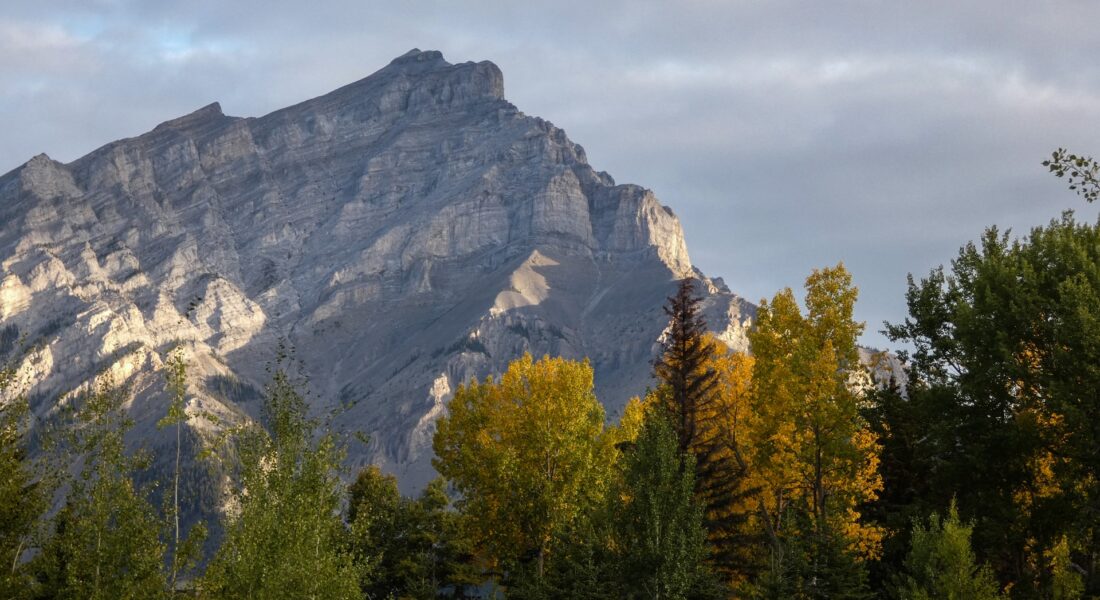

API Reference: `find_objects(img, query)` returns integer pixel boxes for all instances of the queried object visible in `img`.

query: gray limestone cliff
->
[0,49,756,498]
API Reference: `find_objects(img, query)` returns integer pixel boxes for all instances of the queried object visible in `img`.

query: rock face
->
[0,49,755,492]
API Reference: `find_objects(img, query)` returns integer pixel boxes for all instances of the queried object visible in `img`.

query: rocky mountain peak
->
[152,101,229,133]
[388,48,448,69]
[0,50,752,494]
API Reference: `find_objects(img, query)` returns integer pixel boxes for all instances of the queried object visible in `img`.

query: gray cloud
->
[2,1,1099,348]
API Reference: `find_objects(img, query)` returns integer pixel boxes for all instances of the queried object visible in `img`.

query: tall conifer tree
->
[654,278,751,583]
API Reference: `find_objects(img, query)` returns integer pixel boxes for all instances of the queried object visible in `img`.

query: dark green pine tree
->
[654,278,720,455]
[654,278,754,581]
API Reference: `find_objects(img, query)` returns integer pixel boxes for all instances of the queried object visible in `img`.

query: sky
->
[2,1,1099,349]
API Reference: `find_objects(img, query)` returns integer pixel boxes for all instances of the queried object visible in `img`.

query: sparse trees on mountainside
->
[5,147,1100,599]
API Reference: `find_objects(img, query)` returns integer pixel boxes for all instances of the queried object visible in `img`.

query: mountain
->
[0,49,755,494]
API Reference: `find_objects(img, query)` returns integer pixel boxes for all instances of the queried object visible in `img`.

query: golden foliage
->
[432,353,616,573]
[745,264,885,559]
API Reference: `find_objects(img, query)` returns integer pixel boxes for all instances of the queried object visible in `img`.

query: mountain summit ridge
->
[0,50,753,493]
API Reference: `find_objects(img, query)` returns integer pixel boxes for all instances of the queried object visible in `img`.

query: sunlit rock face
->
[0,49,755,493]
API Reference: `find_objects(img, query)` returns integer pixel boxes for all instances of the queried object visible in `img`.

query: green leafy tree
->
[348,467,479,599]
[33,378,168,600]
[1043,148,1100,203]
[432,354,615,588]
[898,501,1003,600]
[885,213,1100,594]
[201,366,360,599]
[609,413,720,600]
[157,348,206,591]
[0,364,48,597]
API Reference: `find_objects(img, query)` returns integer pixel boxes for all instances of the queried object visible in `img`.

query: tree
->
[1047,536,1085,600]
[860,376,954,593]
[348,468,479,599]
[201,366,360,599]
[654,279,754,582]
[33,378,168,600]
[746,264,882,593]
[898,500,1003,600]
[885,213,1100,594]
[157,348,206,591]
[0,363,47,597]
[1043,148,1100,203]
[432,354,615,588]
[751,509,871,600]
[609,412,720,600]
[654,279,721,455]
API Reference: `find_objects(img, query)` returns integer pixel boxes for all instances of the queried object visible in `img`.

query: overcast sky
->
[3,1,1099,349]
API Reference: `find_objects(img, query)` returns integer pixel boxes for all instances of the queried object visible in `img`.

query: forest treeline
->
[0,155,1098,599]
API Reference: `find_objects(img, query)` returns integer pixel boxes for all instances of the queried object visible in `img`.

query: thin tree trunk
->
[171,419,181,587]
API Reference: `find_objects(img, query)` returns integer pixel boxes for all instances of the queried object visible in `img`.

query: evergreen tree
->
[898,501,1003,600]
[201,365,360,599]
[33,378,168,600]
[654,278,753,582]
[751,510,871,600]
[654,278,721,455]
[529,517,618,600]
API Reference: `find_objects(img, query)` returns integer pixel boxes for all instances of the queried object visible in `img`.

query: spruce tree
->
[751,510,871,600]
[654,278,750,581]
[654,278,719,454]
[348,469,479,599]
